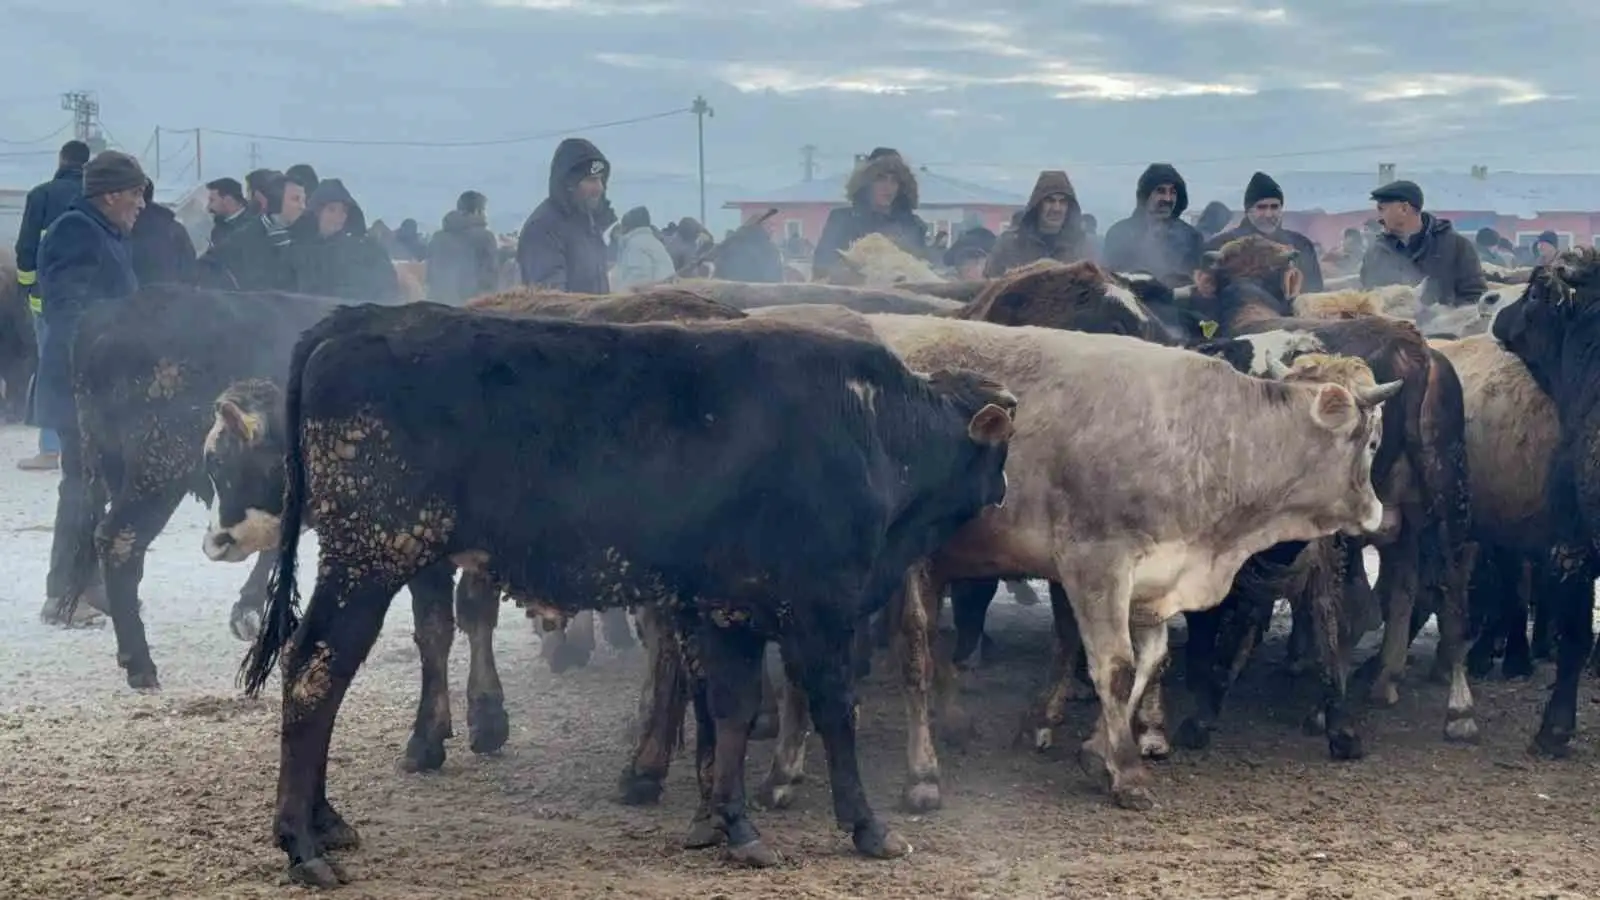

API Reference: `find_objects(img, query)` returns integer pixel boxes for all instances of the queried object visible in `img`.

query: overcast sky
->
[3,0,1594,229]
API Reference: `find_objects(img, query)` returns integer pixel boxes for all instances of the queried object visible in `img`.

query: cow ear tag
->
[1199,320,1219,339]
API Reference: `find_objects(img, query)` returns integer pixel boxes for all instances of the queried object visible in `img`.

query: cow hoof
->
[901,779,941,813]
[126,670,161,693]
[287,857,347,889]
[853,822,911,860]
[617,770,664,806]
[1112,784,1156,811]
[1530,726,1572,759]
[1327,729,1364,761]
[755,774,803,810]
[726,839,782,868]
[1367,681,1400,708]
[750,711,779,742]
[1030,725,1054,752]
[1501,656,1534,680]
[684,814,723,849]
[314,818,361,853]
[467,698,510,755]
[544,643,592,674]
[1174,718,1212,751]
[229,602,263,642]
[1444,715,1480,744]
[399,736,446,773]
[1138,729,1172,760]
[1302,710,1327,736]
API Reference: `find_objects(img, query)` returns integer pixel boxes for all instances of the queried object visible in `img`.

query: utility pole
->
[154,126,161,181]
[248,141,260,170]
[691,95,713,223]
[194,129,203,182]
[60,90,106,153]
[801,144,818,182]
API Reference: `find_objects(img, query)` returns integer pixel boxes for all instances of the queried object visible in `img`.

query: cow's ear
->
[1309,383,1358,434]
[217,399,262,444]
[967,403,1014,445]
[1284,267,1303,300]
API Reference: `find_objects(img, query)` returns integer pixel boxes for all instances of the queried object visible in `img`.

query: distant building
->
[724,167,1023,251]
[1187,168,1600,256]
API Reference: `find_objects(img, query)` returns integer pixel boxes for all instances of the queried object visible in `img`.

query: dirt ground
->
[4,422,1600,899]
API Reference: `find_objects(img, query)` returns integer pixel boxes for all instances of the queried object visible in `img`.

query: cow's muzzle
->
[203,528,254,563]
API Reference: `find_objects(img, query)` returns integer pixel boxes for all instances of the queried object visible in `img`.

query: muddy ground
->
[3,422,1600,899]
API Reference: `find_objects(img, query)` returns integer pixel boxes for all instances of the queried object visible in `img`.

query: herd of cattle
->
[14,232,1600,889]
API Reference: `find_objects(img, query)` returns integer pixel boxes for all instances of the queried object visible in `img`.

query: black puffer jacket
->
[516,138,617,293]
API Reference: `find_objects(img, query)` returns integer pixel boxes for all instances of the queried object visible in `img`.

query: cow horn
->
[1265,356,1290,380]
[1354,379,1403,408]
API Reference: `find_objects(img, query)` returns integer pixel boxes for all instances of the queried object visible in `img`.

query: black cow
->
[1490,249,1600,755]
[62,285,395,689]
[239,301,1015,886]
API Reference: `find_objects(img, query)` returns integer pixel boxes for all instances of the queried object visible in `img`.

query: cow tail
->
[1417,349,1472,593]
[238,329,319,697]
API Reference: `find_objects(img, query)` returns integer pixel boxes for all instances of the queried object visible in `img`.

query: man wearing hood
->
[289,178,400,302]
[612,206,676,289]
[517,137,616,294]
[811,147,929,281]
[198,172,305,291]
[425,189,498,304]
[1360,179,1485,307]
[129,179,198,287]
[984,170,1089,276]
[1205,171,1324,293]
[1101,163,1204,286]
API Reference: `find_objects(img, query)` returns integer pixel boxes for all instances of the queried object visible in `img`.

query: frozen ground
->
[3,421,1600,899]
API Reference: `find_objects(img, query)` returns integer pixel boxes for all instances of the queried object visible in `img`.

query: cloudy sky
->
[3,0,1595,229]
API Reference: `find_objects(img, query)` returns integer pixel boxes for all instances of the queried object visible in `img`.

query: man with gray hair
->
[35,150,147,626]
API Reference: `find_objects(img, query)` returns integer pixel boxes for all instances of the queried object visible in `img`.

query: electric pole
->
[248,141,260,170]
[194,129,203,182]
[801,144,818,182]
[691,95,713,223]
[60,90,106,153]
[154,127,161,181]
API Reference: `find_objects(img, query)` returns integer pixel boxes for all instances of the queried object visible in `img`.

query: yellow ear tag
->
[1200,319,1219,339]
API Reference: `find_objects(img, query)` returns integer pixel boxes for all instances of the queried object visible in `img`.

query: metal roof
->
[1186,171,1600,218]
[726,168,1023,208]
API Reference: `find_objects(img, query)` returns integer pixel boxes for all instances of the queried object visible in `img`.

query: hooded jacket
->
[288,179,401,302]
[426,209,499,304]
[1101,163,1205,286]
[1360,212,1487,306]
[811,151,929,280]
[129,199,199,288]
[613,224,677,289]
[984,171,1090,276]
[517,138,617,293]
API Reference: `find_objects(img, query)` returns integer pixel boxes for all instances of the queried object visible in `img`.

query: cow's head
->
[924,367,1017,511]
[1193,235,1301,316]
[1493,250,1600,399]
[960,260,1166,342]
[201,379,287,563]
[1273,353,1401,537]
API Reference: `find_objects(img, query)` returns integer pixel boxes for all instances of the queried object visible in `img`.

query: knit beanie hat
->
[83,151,147,197]
[1244,171,1283,207]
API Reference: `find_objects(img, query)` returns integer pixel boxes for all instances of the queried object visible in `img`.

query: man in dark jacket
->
[34,150,147,626]
[984,170,1090,276]
[130,180,198,287]
[289,179,400,302]
[1102,163,1204,286]
[426,189,499,303]
[204,177,249,250]
[1205,171,1324,293]
[811,147,929,281]
[946,226,996,280]
[711,219,784,283]
[1360,179,1486,307]
[198,173,305,291]
[517,138,616,293]
[13,139,90,471]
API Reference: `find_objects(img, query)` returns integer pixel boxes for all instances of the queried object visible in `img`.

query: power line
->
[0,121,71,146]
[162,107,694,149]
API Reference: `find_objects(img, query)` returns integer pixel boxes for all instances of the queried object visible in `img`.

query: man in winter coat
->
[946,227,996,281]
[425,189,499,304]
[198,173,306,291]
[611,206,676,289]
[984,170,1090,276]
[812,147,929,281]
[713,221,784,283]
[129,179,198,287]
[1205,171,1324,293]
[1360,179,1486,307]
[13,139,90,472]
[34,150,147,626]
[1102,162,1205,287]
[289,179,400,302]
[517,138,616,293]
[204,177,250,250]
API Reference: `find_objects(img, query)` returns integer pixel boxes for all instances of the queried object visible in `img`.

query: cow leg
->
[1132,662,1171,760]
[228,549,279,642]
[1366,524,1422,706]
[785,616,910,860]
[401,563,457,773]
[1530,562,1556,662]
[454,570,508,756]
[1303,548,1363,760]
[274,570,405,888]
[542,609,597,673]
[756,662,813,810]
[749,643,781,741]
[697,620,776,868]
[1500,558,1537,679]
[896,563,944,812]
[618,602,689,806]
[96,482,187,690]
[950,577,999,668]
[1531,546,1596,757]
[1064,569,1155,810]
[1465,548,1509,678]
[601,606,637,652]
[1284,595,1317,676]
[1175,594,1268,751]
[1023,581,1092,752]
[1436,540,1479,743]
